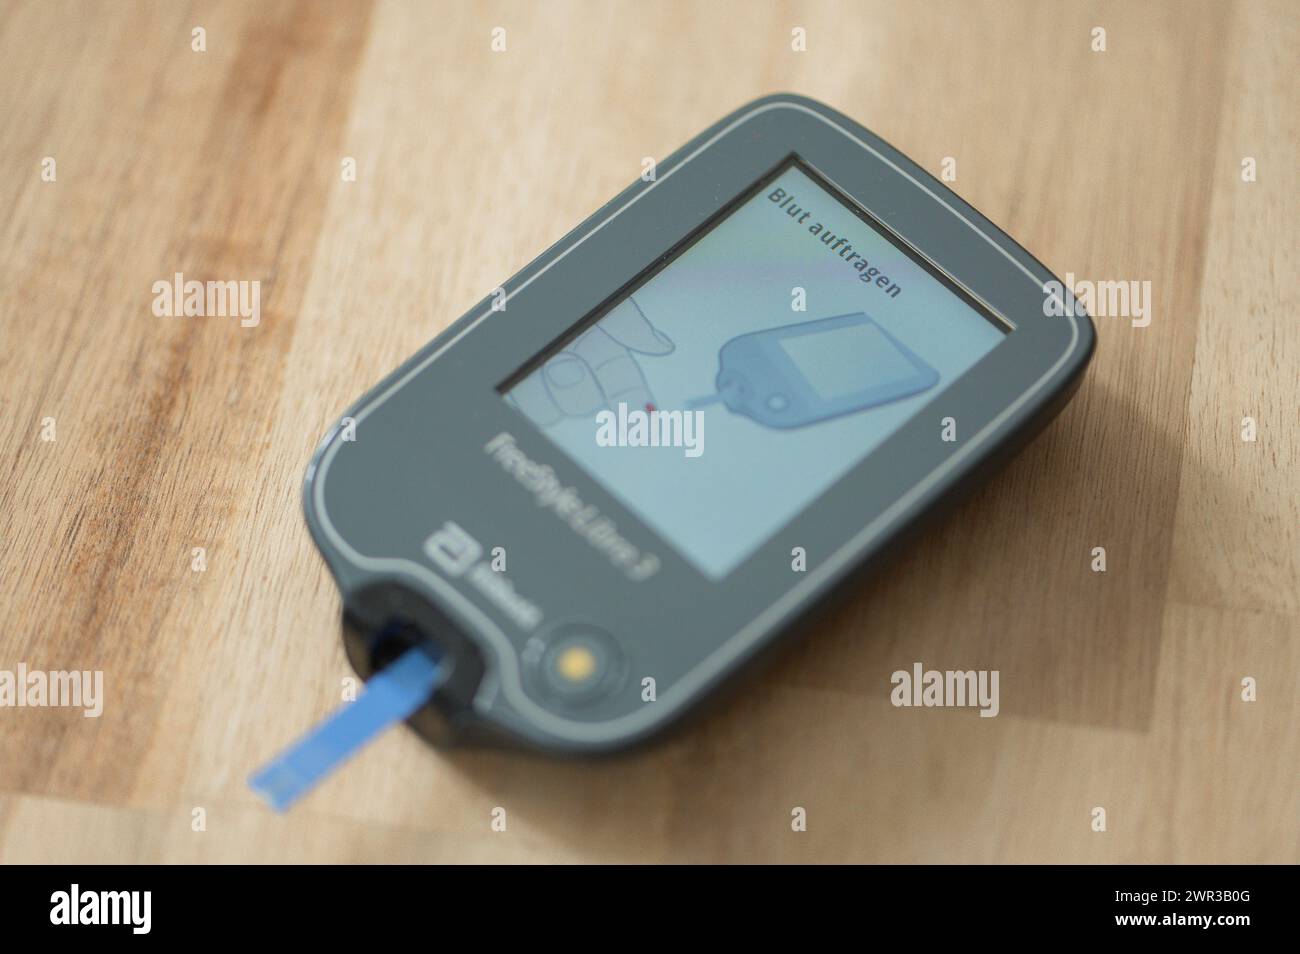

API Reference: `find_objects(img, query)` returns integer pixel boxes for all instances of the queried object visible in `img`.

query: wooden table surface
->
[1,0,1295,864]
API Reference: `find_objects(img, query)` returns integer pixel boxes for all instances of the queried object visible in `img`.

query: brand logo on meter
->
[423,521,543,631]
[424,520,482,577]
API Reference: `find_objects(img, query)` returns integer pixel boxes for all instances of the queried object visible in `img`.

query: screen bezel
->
[306,96,1090,750]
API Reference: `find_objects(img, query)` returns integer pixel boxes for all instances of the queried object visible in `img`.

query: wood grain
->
[0,0,1295,863]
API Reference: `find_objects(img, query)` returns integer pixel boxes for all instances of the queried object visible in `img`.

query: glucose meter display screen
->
[503,160,1006,578]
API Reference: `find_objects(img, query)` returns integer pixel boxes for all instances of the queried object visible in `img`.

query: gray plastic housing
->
[302,94,1095,754]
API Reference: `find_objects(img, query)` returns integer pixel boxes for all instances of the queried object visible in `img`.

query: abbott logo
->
[424,521,482,577]
[421,520,543,631]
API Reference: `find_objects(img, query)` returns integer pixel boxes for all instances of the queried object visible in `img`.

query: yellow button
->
[555,645,598,683]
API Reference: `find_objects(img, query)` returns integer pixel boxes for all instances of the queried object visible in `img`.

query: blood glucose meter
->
[302,94,1095,754]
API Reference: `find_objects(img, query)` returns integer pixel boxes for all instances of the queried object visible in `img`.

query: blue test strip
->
[249,648,442,812]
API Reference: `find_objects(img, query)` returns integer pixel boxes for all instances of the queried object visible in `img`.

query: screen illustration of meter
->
[691,312,940,429]
[300,94,1096,756]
